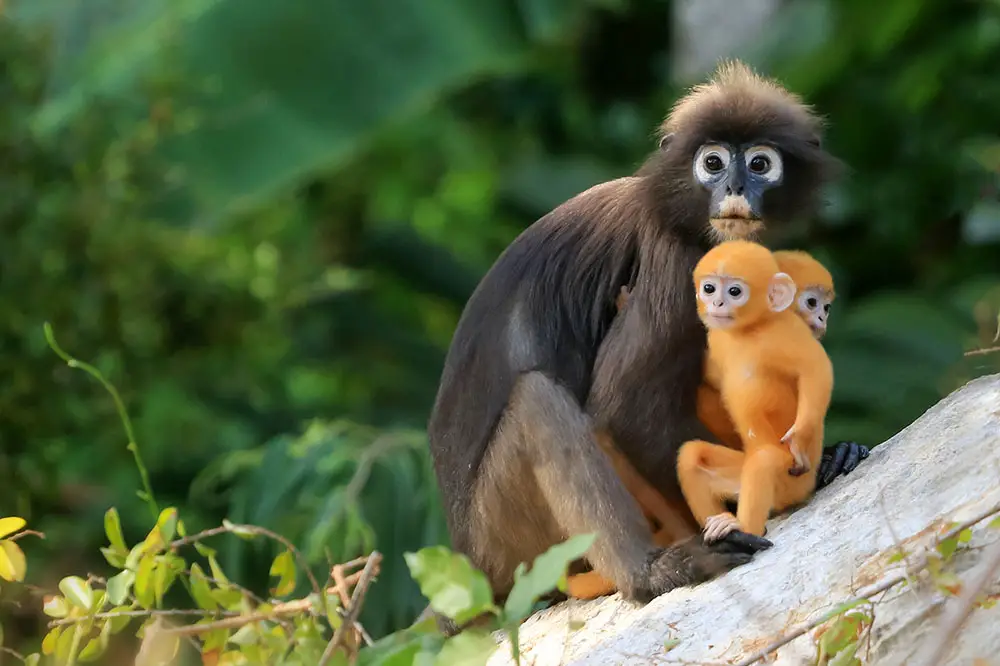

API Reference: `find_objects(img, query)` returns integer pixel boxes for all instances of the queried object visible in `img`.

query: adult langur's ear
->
[768,272,796,312]
[658,132,674,151]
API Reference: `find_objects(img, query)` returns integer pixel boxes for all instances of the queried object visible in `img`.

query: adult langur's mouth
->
[710,217,765,240]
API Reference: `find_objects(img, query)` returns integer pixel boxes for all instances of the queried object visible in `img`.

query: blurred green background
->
[2,0,999,653]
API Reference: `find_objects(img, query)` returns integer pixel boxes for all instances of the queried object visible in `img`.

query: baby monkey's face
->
[796,287,833,339]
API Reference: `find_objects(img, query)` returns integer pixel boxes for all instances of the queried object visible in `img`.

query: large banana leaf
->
[20,0,592,223]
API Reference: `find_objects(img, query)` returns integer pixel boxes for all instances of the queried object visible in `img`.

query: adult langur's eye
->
[824,303,831,313]
[704,154,724,172]
[728,285,742,298]
[703,283,716,294]
[749,154,771,173]
[806,297,818,309]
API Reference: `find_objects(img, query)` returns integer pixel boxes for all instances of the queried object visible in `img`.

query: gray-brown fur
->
[427,60,836,611]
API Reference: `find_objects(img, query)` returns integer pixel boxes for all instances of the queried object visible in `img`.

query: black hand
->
[816,441,871,490]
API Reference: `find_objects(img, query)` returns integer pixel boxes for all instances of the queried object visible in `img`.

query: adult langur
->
[427,60,865,615]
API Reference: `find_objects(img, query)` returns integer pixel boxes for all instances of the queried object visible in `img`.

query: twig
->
[169,523,322,598]
[43,322,159,521]
[318,551,382,666]
[732,501,1000,666]
[159,554,381,637]
[964,346,1000,357]
[7,529,45,542]
[912,538,1000,666]
[49,608,239,628]
[1,647,29,663]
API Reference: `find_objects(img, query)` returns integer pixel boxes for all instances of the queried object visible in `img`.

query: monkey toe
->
[817,440,872,488]
[840,441,870,474]
[716,530,773,553]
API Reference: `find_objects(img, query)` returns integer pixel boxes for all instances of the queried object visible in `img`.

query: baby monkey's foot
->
[703,512,741,544]
[788,447,811,477]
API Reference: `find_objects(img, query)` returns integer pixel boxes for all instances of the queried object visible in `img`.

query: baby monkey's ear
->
[767,272,796,312]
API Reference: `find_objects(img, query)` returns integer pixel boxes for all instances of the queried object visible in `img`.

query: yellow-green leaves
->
[59,576,96,612]
[404,546,496,625]
[107,570,136,605]
[0,516,28,583]
[269,550,297,597]
[503,533,595,624]
[435,631,498,666]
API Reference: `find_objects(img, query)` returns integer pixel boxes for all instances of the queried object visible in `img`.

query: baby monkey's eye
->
[727,285,742,298]
[703,283,716,294]
[806,297,818,309]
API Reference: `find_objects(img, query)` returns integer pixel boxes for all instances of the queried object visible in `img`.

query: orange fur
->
[676,241,833,538]
[773,250,836,339]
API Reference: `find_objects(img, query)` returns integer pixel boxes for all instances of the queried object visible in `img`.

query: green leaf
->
[504,533,596,623]
[134,556,156,608]
[434,631,498,665]
[819,615,860,657]
[194,541,217,559]
[78,620,112,662]
[41,627,61,655]
[108,607,134,634]
[828,640,861,666]
[887,551,905,563]
[59,576,94,611]
[937,537,959,560]
[0,517,26,539]
[269,550,297,597]
[988,516,1000,530]
[404,546,496,625]
[24,654,41,666]
[663,637,681,652]
[100,547,127,569]
[189,563,218,611]
[0,541,27,583]
[208,555,230,585]
[107,570,136,606]
[223,519,258,540]
[155,508,179,544]
[43,596,69,619]
[229,624,258,646]
[958,528,973,543]
[104,508,127,552]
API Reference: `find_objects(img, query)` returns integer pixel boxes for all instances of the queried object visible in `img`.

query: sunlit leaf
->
[100,547,127,569]
[24,654,41,666]
[189,563,218,611]
[107,570,136,606]
[134,556,156,608]
[504,533,596,623]
[155,507,179,544]
[41,627,61,655]
[0,517,26,539]
[78,620,112,662]
[43,596,69,619]
[989,516,1000,530]
[663,638,681,652]
[269,550,296,597]
[104,508,127,552]
[404,546,496,625]
[59,576,94,611]
[0,541,27,582]
[229,624,258,646]
[958,528,973,543]
[434,630,497,665]
[937,537,959,560]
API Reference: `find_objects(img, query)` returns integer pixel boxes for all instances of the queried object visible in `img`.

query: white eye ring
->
[699,277,721,303]
[724,279,750,306]
[798,289,823,312]
[745,145,782,183]
[694,144,732,184]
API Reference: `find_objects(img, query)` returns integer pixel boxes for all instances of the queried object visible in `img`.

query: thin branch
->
[912,538,1000,666]
[7,529,45,542]
[158,554,381,637]
[0,647,28,663]
[169,523,321,598]
[49,608,240,627]
[732,501,1000,666]
[319,551,382,666]
[964,345,1000,357]
[43,322,159,521]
